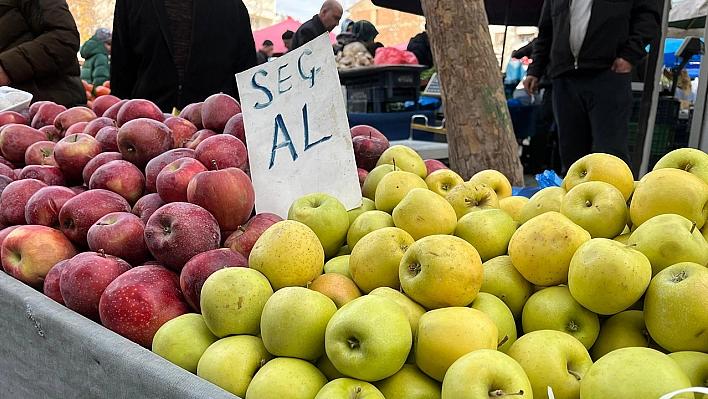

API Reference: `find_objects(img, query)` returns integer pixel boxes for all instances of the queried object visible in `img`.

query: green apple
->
[508,211,591,287]
[376,145,427,179]
[349,227,414,293]
[469,292,516,353]
[392,188,457,240]
[415,307,498,382]
[289,193,350,259]
[324,255,352,279]
[479,255,535,320]
[469,169,513,199]
[315,354,347,380]
[445,181,499,220]
[425,169,464,197]
[454,208,516,262]
[196,335,274,398]
[507,330,592,399]
[362,164,400,200]
[200,268,274,337]
[441,349,533,399]
[499,196,529,223]
[560,181,629,238]
[374,364,441,399]
[346,210,394,250]
[613,232,631,244]
[628,214,708,276]
[375,171,427,213]
[314,378,385,399]
[249,220,324,290]
[347,197,376,226]
[654,147,708,185]
[644,262,708,353]
[590,310,649,361]
[667,351,708,399]
[369,287,426,343]
[522,285,600,349]
[325,295,412,381]
[518,186,566,224]
[308,273,362,308]
[580,347,693,399]
[245,357,328,399]
[335,245,350,256]
[151,313,218,373]
[562,153,635,201]
[630,168,708,229]
[260,287,337,360]
[399,235,483,309]
[568,238,652,315]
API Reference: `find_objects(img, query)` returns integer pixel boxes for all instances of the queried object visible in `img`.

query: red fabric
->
[374,47,419,65]
[252,16,337,54]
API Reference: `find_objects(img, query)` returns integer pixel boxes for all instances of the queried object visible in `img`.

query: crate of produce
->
[340,65,427,113]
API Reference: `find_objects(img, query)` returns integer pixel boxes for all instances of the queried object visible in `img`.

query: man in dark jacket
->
[256,40,274,65]
[291,0,343,50]
[524,0,660,172]
[111,0,258,112]
[0,0,86,107]
[407,31,433,68]
[80,28,111,86]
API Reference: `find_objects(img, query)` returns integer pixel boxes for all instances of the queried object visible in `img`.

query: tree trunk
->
[420,0,525,186]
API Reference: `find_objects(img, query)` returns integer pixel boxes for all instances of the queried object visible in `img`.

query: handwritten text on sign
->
[236,34,362,218]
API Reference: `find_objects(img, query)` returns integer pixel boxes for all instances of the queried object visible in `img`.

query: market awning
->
[668,0,707,29]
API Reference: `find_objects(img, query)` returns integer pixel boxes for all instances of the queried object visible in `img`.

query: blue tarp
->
[662,38,703,78]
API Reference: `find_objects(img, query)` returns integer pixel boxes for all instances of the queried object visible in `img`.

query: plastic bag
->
[504,58,525,84]
[536,169,563,188]
[374,47,419,66]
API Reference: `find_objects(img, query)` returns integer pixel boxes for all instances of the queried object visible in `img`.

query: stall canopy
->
[253,16,337,54]
[669,0,707,29]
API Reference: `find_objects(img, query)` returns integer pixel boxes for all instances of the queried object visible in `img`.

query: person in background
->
[407,29,433,68]
[290,0,343,50]
[341,18,354,33]
[282,30,294,52]
[80,28,112,86]
[111,0,257,112]
[351,20,383,57]
[256,40,274,64]
[0,0,86,107]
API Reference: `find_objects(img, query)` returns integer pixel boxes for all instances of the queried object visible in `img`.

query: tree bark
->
[420,0,525,186]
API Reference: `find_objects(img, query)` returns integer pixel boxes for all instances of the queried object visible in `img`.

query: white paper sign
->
[236,34,362,218]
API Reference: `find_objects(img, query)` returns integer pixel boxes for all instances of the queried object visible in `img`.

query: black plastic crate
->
[341,69,421,89]
[346,86,419,113]
[628,122,676,169]
[630,97,680,125]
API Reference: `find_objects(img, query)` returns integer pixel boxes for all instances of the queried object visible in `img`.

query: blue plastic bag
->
[536,170,563,188]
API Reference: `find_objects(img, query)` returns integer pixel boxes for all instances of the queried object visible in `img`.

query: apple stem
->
[566,320,579,332]
[585,200,592,207]
[392,158,397,170]
[568,369,582,381]
[671,270,688,283]
[348,338,360,349]
[625,243,637,248]
[41,153,46,166]
[400,244,409,252]
[96,222,109,226]
[306,280,312,289]
[351,387,362,399]
[211,160,219,170]
[259,358,266,368]
[408,263,422,276]
[163,226,171,235]
[237,225,247,232]
[498,335,509,348]
[691,221,697,234]
[98,249,106,258]
[683,162,693,171]
[489,389,524,397]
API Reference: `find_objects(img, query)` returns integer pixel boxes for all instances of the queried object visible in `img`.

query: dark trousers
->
[552,69,632,173]
[525,86,559,173]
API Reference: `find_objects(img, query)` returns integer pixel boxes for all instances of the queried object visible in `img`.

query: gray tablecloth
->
[0,271,240,399]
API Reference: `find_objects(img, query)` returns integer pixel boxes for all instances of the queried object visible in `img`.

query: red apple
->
[24,141,57,166]
[58,189,132,245]
[89,160,145,204]
[102,99,128,121]
[352,134,390,171]
[179,248,248,312]
[0,155,13,169]
[0,111,29,127]
[117,118,174,169]
[54,107,96,135]
[31,103,66,129]
[350,125,389,144]
[156,157,207,203]
[0,226,21,256]
[43,259,69,305]
[53,133,102,184]
[0,124,48,163]
[164,117,197,148]
[143,202,221,272]
[0,179,47,226]
[39,125,61,142]
[94,126,120,152]
[91,95,121,117]
[83,117,116,137]
[116,99,165,127]
[424,159,449,176]
[0,175,12,196]
[29,101,53,122]
[82,152,123,185]
[187,168,254,231]
[223,113,246,146]
[132,193,165,224]
[69,186,87,194]
[99,265,189,348]
[25,186,76,228]
[179,102,204,130]
[185,129,216,150]
[87,212,150,266]
[202,93,242,132]
[194,134,248,171]
[60,251,132,321]
[358,168,368,186]
[64,121,89,135]
[1,225,78,288]
[19,165,67,186]
[0,162,14,178]
[224,212,283,259]
[144,148,195,193]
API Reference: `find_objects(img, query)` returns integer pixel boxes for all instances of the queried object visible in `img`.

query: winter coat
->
[80,37,110,86]
[291,15,327,51]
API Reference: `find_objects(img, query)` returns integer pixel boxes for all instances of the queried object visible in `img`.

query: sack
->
[374,47,419,65]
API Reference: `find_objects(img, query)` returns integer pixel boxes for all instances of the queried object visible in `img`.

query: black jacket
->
[291,15,327,51]
[0,0,86,107]
[111,0,258,112]
[528,0,660,79]
[407,32,433,67]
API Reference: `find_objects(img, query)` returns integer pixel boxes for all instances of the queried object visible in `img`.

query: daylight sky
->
[276,0,325,22]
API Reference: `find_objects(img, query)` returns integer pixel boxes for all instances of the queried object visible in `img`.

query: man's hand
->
[523,75,539,96]
[0,66,10,86]
[611,58,633,74]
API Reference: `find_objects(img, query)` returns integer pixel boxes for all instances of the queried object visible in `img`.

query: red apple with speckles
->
[89,160,145,204]
[117,118,174,169]
[224,212,283,259]
[202,93,242,132]
[144,148,195,193]
[99,265,189,348]
[0,179,47,225]
[143,202,221,272]
[116,99,165,127]
[223,113,246,146]
[95,126,120,152]
[358,168,368,187]
[187,168,254,231]
[31,103,66,129]
[60,251,132,321]
[64,121,89,135]
[69,186,88,195]
[102,99,128,121]
[29,101,53,121]
[352,134,389,171]
[194,134,248,171]
[53,133,102,184]
[25,186,76,227]
[39,125,61,142]
[185,129,216,150]
[0,124,47,163]
[25,141,57,166]
[0,111,28,127]
[350,125,389,144]
[164,117,197,149]
[54,107,96,136]
[87,212,150,266]
[424,159,448,176]
[43,259,69,304]
[132,193,165,224]
[82,152,122,185]
[179,102,204,130]
[19,165,66,186]
[0,156,14,169]
[0,175,12,196]
[0,226,20,257]
[179,248,248,312]
[58,189,132,246]
[156,157,207,203]
[83,117,116,137]
[0,162,14,178]
[91,95,121,117]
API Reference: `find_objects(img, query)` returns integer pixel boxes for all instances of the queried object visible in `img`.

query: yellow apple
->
[392,188,457,240]
[346,210,394,249]
[324,255,352,279]
[454,208,516,262]
[589,310,649,361]
[562,153,635,201]
[441,350,532,399]
[151,313,218,373]
[362,164,400,200]
[349,227,414,293]
[308,273,362,308]
[470,169,513,199]
[560,181,629,238]
[499,196,529,223]
[667,351,708,399]
[479,255,535,320]
[469,292,517,353]
[374,364,441,399]
[369,287,426,343]
[245,357,328,399]
[445,181,499,220]
[518,186,566,224]
[289,193,351,259]
[375,170,428,213]
[347,197,376,226]
[425,169,464,197]
[653,147,708,185]
[376,145,427,178]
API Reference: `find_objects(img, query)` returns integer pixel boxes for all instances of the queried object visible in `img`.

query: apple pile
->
[2,93,708,399]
